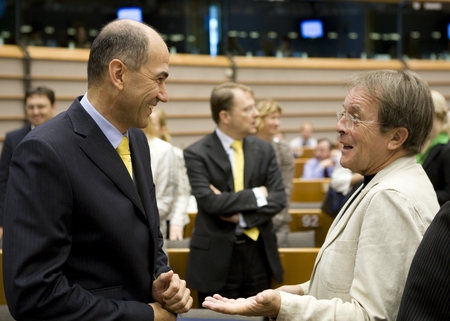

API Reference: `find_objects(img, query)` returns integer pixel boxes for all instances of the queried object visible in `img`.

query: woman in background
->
[255,99,294,247]
[150,108,191,240]
[142,116,177,240]
[417,89,450,206]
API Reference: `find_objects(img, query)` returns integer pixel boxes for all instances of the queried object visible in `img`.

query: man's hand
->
[276,284,304,296]
[202,290,281,319]
[210,184,221,195]
[319,158,335,169]
[259,186,268,198]
[149,302,177,321]
[152,270,193,314]
[220,214,239,224]
[169,225,184,241]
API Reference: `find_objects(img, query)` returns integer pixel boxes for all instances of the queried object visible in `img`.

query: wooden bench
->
[272,248,320,288]
[0,250,6,304]
[291,178,330,203]
[166,247,320,309]
[185,208,334,247]
[288,209,334,247]
[293,158,309,178]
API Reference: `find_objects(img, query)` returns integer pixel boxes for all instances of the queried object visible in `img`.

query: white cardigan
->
[277,156,439,321]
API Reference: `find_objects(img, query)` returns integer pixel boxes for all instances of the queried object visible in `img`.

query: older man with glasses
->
[202,69,439,321]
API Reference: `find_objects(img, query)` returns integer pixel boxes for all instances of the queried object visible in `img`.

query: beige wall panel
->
[165,82,216,98]
[30,60,88,78]
[275,100,345,113]
[0,79,24,96]
[171,134,205,150]
[0,121,27,136]
[169,65,230,82]
[284,130,338,144]
[30,80,87,98]
[281,115,337,129]
[0,58,24,76]
[158,100,210,116]
[236,68,362,83]
[165,117,215,133]
[0,100,25,116]
[251,84,348,98]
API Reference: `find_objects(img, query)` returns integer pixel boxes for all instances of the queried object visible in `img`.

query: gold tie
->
[231,140,259,241]
[116,136,133,178]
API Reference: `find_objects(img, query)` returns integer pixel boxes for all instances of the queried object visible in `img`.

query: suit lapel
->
[207,133,234,191]
[68,101,147,221]
[243,137,259,188]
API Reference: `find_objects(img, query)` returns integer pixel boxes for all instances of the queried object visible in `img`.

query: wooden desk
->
[291,178,331,203]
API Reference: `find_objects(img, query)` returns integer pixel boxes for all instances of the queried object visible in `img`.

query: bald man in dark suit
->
[3,19,192,321]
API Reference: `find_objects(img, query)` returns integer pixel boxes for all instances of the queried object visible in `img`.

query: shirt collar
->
[80,93,128,149]
[215,128,240,153]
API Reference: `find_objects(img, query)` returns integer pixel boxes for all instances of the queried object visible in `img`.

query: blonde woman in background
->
[142,115,177,240]
[417,89,450,205]
[255,99,294,247]
[151,107,191,240]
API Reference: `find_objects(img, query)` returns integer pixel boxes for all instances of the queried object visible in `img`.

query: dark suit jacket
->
[183,132,286,293]
[422,142,450,206]
[396,201,450,321]
[0,124,31,225]
[3,98,169,321]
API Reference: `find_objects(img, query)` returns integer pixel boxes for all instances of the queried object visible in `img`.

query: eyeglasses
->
[336,110,385,130]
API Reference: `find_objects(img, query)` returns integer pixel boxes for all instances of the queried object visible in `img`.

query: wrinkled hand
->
[169,225,184,241]
[149,302,177,321]
[276,284,304,295]
[202,290,281,319]
[152,270,193,314]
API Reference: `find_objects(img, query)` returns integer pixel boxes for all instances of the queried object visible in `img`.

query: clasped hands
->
[150,270,193,320]
[209,184,267,223]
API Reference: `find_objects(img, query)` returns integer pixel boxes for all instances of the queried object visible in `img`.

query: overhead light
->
[423,2,442,10]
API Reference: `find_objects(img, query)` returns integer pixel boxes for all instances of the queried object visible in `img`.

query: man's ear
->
[219,110,230,125]
[388,127,409,150]
[109,59,126,91]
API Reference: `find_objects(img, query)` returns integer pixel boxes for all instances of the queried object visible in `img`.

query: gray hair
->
[341,69,434,154]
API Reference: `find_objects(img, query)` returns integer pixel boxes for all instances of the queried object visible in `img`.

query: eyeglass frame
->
[336,110,386,130]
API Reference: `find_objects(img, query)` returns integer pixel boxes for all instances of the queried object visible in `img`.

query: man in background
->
[183,82,286,304]
[0,86,57,239]
[289,121,317,157]
[3,19,192,320]
[302,138,336,179]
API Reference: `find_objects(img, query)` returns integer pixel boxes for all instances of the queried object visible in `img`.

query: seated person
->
[302,138,336,179]
[289,121,317,157]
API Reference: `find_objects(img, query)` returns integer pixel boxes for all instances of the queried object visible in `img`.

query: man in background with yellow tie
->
[184,82,286,304]
[3,19,192,321]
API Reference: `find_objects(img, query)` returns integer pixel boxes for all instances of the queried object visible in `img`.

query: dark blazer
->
[422,142,450,206]
[396,201,450,321]
[0,124,31,225]
[3,97,169,321]
[183,132,286,293]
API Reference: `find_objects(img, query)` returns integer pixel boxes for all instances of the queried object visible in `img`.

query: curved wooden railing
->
[2,45,450,148]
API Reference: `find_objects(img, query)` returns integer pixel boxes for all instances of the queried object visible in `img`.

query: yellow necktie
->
[231,140,259,241]
[116,136,133,178]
